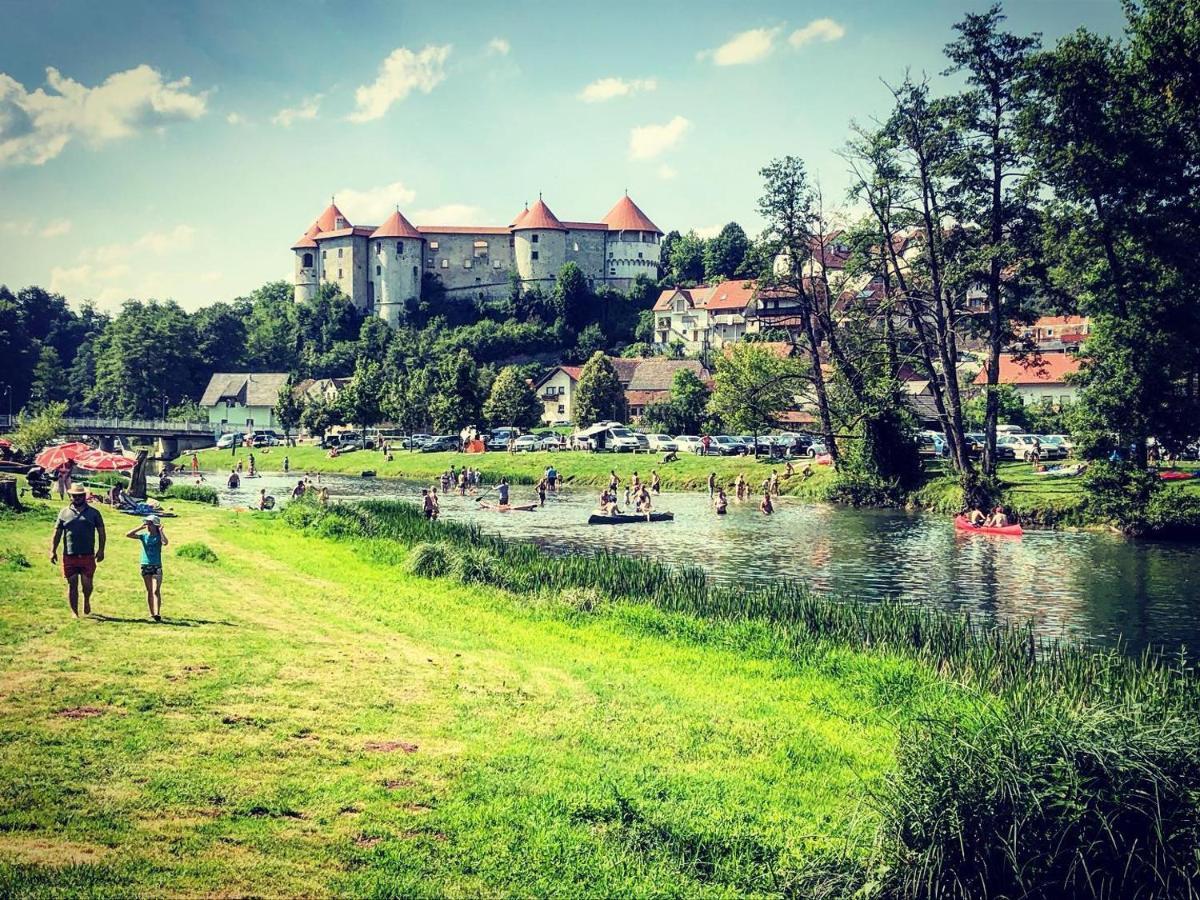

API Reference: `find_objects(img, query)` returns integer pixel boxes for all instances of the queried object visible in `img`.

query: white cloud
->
[334,180,419,223]
[657,164,677,180]
[411,203,485,226]
[629,115,690,160]
[0,64,207,166]
[271,95,321,127]
[81,224,196,264]
[3,217,72,237]
[40,218,72,238]
[789,18,846,48]
[698,27,780,66]
[51,224,200,309]
[694,225,722,239]
[579,77,657,103]
[226,112,246,125]
[348,44,451,123]
[487,37,510,56]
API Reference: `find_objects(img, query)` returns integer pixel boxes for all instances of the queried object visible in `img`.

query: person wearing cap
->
[51,484,106,618]
[126,514,169,621]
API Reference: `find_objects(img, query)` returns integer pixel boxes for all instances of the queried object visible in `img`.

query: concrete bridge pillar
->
[98,435,116,452]
[157,437,179,461]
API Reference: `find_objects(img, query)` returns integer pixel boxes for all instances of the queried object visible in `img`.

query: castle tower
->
[369,207,424,327]
[512,195,567,285]
[293,200,359,304]
[601,193,663,285]
[291,224,320,303]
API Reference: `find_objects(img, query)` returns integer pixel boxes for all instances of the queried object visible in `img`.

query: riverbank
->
[0,500,936,896]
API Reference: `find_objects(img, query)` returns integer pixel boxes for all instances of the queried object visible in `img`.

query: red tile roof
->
[601,194,661,234]
[510,206,529,227]
[371,209,422,240]
[514,197,566,231]
[625,389,667,407]
[417,225,512,235]
[973,352,1081,386]
[533,365,584,389]
[315,202,349,232]
[653,286,714,312]
[704,279,756,311]
[291,232,319,250]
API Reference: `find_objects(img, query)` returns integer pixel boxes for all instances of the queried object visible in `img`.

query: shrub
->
[0,546,31,570]
[176,542,218,563]
[162,484,219,505]
[448,546,502,586]
[406,542,451,578]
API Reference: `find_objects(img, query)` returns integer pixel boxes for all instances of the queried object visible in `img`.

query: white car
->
[674,435,704,454]
[605,427,642,453]
[646,434,678,452]
[215,432,241,450]
[511,434,542,452]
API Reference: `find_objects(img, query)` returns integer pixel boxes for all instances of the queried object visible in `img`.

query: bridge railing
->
[62,418,214,434]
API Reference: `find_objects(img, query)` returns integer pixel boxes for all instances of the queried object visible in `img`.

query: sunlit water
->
[204,471,1200,653]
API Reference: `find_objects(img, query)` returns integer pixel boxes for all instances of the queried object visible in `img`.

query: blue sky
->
[0,0,1125,311]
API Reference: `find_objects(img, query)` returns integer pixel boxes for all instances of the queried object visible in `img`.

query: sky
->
[0,0,1127,313]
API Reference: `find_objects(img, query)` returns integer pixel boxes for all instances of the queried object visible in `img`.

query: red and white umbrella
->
[0,438,11,449]
[75,449,136,471]
[34,442,92,470]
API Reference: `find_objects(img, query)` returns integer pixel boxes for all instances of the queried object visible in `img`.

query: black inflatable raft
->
[587,511,675,525]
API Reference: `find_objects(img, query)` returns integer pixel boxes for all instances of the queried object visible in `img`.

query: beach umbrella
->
[0,439,11,449]
[34,442,91,470]
[75,449,135,471]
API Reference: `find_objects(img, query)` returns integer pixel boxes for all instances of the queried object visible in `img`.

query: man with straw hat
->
[50,484,106,618]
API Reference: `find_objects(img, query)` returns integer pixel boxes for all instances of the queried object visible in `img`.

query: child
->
[126,515,168,621]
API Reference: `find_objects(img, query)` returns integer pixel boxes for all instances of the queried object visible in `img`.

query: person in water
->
[497,478,510,506]
[546,465,558,492]
[651,470,661,494]
[422,488,435,519]
[430,486,440,518]
[227,469,240,489]
[760,491,774,515]
[292,479,306,499]
[707,472,717,501]
[608,470,619,492]
[535,476,548,507]
[714,488,728,515]
[636,486,652,515]
[735,473,746,502]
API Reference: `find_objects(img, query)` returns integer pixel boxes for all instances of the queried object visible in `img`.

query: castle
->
[291,193,663,325]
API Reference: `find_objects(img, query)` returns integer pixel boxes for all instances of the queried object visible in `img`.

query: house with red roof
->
[1016,315,1091,352]
[533,358,709,425]
[973,352,1082,407]
[653,279,760,353]
[292,192,662,327]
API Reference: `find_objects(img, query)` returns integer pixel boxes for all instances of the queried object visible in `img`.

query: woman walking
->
[126,514,168,621]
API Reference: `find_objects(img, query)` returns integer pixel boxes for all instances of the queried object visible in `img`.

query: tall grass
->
[282,497,1200,897]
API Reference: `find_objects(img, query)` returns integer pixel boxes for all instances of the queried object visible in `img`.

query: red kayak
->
[1159,470,1195,481]
[954,515,1023,536]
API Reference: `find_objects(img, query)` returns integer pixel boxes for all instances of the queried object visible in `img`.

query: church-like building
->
[290,193,662,325]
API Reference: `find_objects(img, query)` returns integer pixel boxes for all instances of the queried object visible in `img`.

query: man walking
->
[50,484,106,618]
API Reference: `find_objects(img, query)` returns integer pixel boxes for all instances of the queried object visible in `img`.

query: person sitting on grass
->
[661,449,679,464]
[126,514,168,622]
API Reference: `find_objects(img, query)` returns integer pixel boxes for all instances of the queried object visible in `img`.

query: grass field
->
[196,443,839,498]
[0,500,946,896]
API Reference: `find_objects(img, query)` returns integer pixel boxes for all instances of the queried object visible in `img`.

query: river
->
[208,471,1200,654]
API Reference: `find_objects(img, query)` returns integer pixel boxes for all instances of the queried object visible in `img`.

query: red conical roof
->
[314,201,350,232]
[602,194,661,233]
[371,208,422,239]
[513,196,565,231]
[291,232,319,249]
[510,204,529,227]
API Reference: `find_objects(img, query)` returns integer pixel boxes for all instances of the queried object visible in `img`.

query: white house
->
[200,373,291,433]
[653,280,757,354]
[973,353,1081,407]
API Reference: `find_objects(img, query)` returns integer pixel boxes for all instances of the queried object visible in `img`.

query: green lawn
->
[197,443,838,498]
[0,501,940,896]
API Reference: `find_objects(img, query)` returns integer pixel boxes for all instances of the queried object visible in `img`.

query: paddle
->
[474,484,499,504]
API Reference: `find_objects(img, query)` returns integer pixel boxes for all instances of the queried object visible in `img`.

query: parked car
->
[631,432,651,452]
[549,419,572,428]
[646,434,678,453]
[487,427,521,451]
[997,434,1066,461]
[674,435,704,454]
[215,432,239,450]
[250,429,283,447]
[511,434,542,452]
[421,435,461,453]
[917,431,948,458]
[570,433,594,451]
[708,435,741,456]
[806,439,829,458]
[534,432,565,450]
[1040,434,1072,457]
[605,426,642,453]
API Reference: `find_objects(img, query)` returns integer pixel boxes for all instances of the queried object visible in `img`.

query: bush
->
[162,484,219,505]
[0,546,31,570]
[176,542,218,563]
[448,546,503,586]
[406,542,451,578]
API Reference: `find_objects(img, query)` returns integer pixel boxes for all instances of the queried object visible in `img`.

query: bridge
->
[0,416,216,458]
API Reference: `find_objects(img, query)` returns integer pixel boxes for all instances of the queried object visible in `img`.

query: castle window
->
[302,252,313,268]
[322,250,327,261]
[637,252,643,259]
[412,266,418,281]
[531,234,539,244]
[441,259,449,269]
[338,248,343,258]
[429,240,439,250]
[376,265,381,276]
[531,251,539,261]
[473,240,488,258]
[338,268,343,278]
[572,241,579,252]
[396,242,403,255]
[493,260,502,269]
[464,260,472,269]
[375,243,382,255]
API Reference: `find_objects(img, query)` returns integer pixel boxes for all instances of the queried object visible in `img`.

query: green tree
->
[166,399,204,422]
[574,323,606,361]
[299,396,339,442]
[702,222,749,281]
[554,262,592,329]
[963,383,1027,430]
[573,352,625,427]
[483,365,542,429]
[667,231,705,284]
[89,300,200,417]
[708,343,806,436]
[339,359,386,434]
[27,345,66,411]
[11,401,66,454]
[275,378,304,442]
[669,370,710,434]
[428,350,481,433]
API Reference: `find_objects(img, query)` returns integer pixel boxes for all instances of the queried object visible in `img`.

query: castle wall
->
[318,235,369,311]
[566,228,608,288]
[370,237,422,326]
[423,231,514,298]
[294,249,319,303]
[514,230,567,287]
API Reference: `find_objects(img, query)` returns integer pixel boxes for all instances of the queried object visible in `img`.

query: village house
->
[533,358,708,424]
[199,373,291,433]
[973,353,1082,407]
[652,279,758,354]
[1017,315,1091,352]
[292,376,350,405]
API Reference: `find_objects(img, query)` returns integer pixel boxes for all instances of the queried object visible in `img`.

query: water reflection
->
[207,472,1200,654]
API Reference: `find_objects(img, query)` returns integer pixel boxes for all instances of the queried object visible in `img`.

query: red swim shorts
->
[62,554,96,579]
